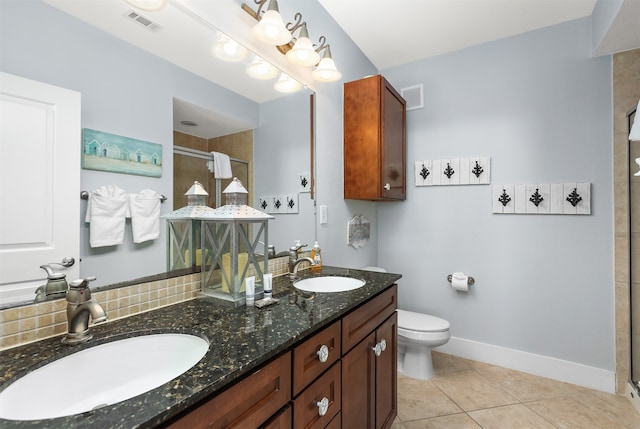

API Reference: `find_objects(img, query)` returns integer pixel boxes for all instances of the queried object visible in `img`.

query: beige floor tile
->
[403,413,482,429]
[391,422,407,429]
[526,395,637,429]
[432,351,481,374]
[397,376,462,421]
[474,364,573,402]
[468,404,557,429]
[431,369,519,411]
[572,389,640,429]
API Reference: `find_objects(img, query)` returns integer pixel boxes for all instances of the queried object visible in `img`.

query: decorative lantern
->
[199,177,273,305]
[163,181,215,271]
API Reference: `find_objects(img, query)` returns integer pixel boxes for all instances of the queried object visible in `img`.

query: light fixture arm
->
[286,12,305,36]
[241,0,269,21]
[314,36,329,55]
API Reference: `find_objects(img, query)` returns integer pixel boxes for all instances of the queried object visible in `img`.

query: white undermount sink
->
[294,276,366,293]
[0,333,209,421]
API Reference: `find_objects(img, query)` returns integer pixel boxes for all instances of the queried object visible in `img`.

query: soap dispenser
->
[311,241,322,273]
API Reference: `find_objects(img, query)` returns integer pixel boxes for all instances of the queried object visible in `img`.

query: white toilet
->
[397,309,450,380]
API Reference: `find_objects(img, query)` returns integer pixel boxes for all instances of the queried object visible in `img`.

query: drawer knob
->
[384,183,391,190]
[316,397,329,416]
[317,345,329,363]
[372,339,387,357]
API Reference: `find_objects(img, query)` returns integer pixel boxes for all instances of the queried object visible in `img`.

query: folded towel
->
[210,151,232,179]
[85,185,130,248]
[129,189,161,243]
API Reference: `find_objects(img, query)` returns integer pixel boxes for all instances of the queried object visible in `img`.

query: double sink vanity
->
[0,267,400,428]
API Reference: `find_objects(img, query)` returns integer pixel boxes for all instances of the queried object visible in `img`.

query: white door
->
[0,72,81,304]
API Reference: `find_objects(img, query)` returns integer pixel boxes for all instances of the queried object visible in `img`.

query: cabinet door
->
[382,81,406,200]
[375,313,398,429]
[261,405,291,429]
[342,331,376,429]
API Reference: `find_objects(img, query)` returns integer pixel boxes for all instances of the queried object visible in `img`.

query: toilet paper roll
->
[451,272,469,292]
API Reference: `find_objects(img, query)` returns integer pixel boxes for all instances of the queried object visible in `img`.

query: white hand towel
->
[210,151,232,179]
[129,189,161,243]
[85,185,130,248]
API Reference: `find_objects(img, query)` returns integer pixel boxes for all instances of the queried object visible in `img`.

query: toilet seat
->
[397,309,450,333]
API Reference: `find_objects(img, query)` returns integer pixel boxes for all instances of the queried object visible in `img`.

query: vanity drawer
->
[293,320,341,396]
[293,361,341,429]
[167,352,291,429]
[342,285,397,353]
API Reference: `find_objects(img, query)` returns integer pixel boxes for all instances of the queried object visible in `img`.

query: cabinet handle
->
[384,183,391,191]
[372,342,382,357]
[316,397,329,416]
[372,339,387,357]
[317,344,329,363]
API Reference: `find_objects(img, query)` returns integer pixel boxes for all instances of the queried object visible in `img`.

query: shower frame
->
[628,104,639,393]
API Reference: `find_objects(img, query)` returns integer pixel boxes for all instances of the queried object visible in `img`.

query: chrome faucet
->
[63,277,107,345]
[288,242,314,278]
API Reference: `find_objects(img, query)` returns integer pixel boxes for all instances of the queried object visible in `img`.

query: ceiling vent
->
[124,9,163,33]
[401,84,424,111]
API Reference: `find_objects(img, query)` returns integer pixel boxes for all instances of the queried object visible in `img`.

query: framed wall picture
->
[82,128,162,177]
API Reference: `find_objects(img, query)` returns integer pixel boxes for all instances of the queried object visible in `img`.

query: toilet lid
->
[397,309,450,332]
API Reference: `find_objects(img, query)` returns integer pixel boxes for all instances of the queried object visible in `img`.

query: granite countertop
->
[0,266,401,428]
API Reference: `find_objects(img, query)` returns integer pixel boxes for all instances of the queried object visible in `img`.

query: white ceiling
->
[319,0,599,70]
[41,0,638,138]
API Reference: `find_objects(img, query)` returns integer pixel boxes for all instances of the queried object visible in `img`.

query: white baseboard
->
[436,336,616,393]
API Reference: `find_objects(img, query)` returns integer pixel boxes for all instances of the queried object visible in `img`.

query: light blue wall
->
[379,17,614,370]
[274,0,379,268]
[0,0,259,287]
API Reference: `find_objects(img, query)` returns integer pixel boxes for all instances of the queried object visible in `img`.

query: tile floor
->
[392,352,640,429]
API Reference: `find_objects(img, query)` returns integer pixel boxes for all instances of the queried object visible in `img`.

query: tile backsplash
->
[0,255,296,350]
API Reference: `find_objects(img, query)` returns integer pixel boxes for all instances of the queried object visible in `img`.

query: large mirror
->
[2,0,316,305]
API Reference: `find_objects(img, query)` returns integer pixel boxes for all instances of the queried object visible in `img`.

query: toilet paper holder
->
[447,274,475,286]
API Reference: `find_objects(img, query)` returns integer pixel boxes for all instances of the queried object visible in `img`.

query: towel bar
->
[80,191,167,202]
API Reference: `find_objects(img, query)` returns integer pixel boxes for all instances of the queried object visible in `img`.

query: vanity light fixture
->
[285,22,320,66]
[273,72,302,93]
[249,0,292,46]
[212,34,250,62]
[242,0,342,83]
[246,55,279,80]
[124,0,167,12]
[312,45,342,82]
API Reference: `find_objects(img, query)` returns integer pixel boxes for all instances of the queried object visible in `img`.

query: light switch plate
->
[319,205,328,224]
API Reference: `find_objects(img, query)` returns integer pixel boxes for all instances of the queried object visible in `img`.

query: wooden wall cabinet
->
[344,75,406,201]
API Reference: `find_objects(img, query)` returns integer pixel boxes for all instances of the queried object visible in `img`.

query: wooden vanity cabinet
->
[166,352,291,429]
[166,285,397,429]
[344,75,406,201]
[341,286,398,429]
